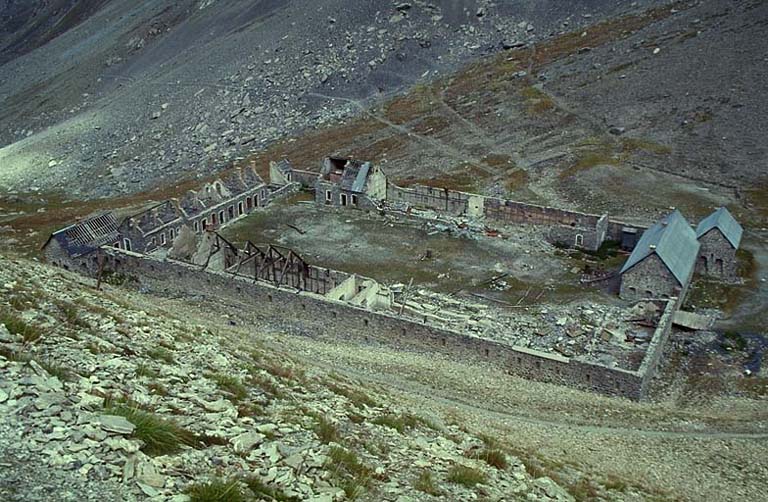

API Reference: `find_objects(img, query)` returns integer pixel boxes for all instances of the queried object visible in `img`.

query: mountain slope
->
[0,0,661,196]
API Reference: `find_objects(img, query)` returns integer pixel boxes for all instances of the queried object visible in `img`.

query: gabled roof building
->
[695,207,742,281]
[41,212,121,270]
[619,210,700,300]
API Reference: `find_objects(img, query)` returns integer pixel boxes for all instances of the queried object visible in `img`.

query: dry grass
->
[504,169,529,192]
[397,163,491,192]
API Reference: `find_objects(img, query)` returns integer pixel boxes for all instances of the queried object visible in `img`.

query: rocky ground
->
[0,253,585,502]
[0,0,655,197]
[1,253,767,501]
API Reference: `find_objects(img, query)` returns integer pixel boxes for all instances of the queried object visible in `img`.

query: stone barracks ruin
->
[43,158,743,401]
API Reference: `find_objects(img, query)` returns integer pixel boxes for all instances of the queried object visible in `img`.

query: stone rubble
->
[0,254,577,501]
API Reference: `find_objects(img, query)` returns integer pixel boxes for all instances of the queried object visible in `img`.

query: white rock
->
[98,415,136,434]
[231,431,265,453]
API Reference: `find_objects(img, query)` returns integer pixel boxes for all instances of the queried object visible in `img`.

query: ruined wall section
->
[291,169,320,189]
[70,248,680,401]
[637,299,677,397]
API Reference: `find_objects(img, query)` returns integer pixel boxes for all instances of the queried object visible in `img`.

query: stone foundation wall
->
[66,248,679,401]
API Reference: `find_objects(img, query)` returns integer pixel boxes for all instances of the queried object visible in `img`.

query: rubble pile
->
[396,289,656,370]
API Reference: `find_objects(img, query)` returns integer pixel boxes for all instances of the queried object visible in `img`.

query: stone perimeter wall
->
[73,248,678,401]
[387,184,646,251]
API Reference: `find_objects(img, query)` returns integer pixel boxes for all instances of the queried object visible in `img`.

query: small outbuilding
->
[619,210,699,301]
[695,207,742,281]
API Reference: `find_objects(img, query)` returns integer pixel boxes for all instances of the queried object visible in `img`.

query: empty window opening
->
[586,374,591,383]
[364,319,369,327]
[325,190,332,202]
[238,202,244,216]
[352,195,359,206]
[160,233,166,245]
[267,294,273,303]
[441,338,446,347]
[246,197,253,210]
[401,328,406,336]
[218,210,225,223]
[340,193,348,206]
[123,238,132,252]
[194,221,200,232]
[645,290,653,297]
[228,206,234,219]
[211,213,217,225]
[484,348,489,357]
[575,234,584,247]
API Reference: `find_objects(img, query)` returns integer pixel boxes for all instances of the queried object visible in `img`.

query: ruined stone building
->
[42,212,121,270]
[179,164,270,231]
[695,207,743,281]
[314,157,387,209]
[619,210,700,301]
[43,165,278,266]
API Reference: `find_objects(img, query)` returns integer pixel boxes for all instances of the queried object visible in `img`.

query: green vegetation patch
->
[104,400,197,456]
[468,448,508,470]
[313,415,341,444]
[208,373,248,403]
[372,413,433,434]
[243,476,298,502]
[186,478,245,502]
[0,310,42,343]
[325,446,374,499]
[414,470,443,496]
[447,464,487,487]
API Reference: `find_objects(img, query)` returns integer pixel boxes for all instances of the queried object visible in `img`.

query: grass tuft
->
[469,448,508,470]
[372,413,433,434]
[104,403,197,455]
[1,311,42,343]
[243,476,298,502]
[447,464,487,487]
[325,446,373,499]
[186,478,245,502]
[326,381,377,409]
[147,347,174,364]
[313,415,340,444]
[135,363,159,378]
[414,470,443,496]
[209,373,248,402]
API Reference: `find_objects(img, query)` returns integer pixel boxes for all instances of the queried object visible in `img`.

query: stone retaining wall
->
[77,249,677,401]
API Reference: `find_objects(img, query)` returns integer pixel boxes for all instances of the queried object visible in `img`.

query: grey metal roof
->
[619,210,700,285]
[351,162,371,193]
[48,212,120,257]
[696,207,742,249]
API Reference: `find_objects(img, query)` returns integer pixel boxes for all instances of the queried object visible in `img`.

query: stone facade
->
[696,229,738,281]
[314,157,387,210]
[619,253,684,301]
